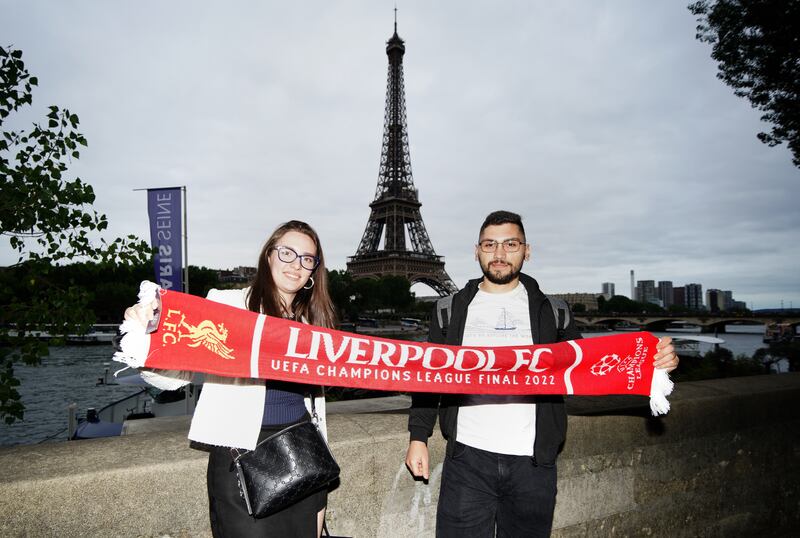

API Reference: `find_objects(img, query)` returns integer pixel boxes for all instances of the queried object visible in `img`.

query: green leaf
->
[0,44,151,423]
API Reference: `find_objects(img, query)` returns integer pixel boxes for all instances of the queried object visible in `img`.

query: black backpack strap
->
[436,294,454,337]
[546,296,570,340]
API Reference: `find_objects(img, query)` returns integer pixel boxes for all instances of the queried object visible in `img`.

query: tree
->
[600,295,664,314]
[327,269,357,321]
[754,341,800,372]
[689,0,800,167]
[326,270,424,320]
[375,275,414,312]
[0,46,150,423]
[187,265,222,299]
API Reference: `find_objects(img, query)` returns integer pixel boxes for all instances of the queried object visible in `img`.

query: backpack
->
[435,293,571,340]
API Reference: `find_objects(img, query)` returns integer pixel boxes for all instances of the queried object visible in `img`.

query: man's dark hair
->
[479,210,525,237]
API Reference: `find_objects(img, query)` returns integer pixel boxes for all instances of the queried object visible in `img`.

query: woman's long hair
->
[246,220,337,329]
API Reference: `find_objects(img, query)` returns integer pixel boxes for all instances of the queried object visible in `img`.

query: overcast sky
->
[2,1,798,309]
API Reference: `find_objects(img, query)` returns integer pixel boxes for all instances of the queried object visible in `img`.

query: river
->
[0,325,773,447]
[584,324,767,358]
[0,347,139,447]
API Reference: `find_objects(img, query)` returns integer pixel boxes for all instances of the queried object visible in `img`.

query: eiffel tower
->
[347,20,458,297]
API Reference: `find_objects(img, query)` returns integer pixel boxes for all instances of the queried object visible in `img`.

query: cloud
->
[2,1,797,308]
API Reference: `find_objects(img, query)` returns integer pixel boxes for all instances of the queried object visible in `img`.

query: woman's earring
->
[303,276,315,290]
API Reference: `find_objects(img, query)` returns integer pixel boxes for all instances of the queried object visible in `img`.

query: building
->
[673,286,686,308]
[635,280,657,304]
[658,281,674,309]
[601,282,615,300]
[218,266,256,284]
[706,289,740,312]
[685,283,704,311]
[706,289,723,313]
[630,270,635,301]
[722,290,734,311]
[346,20,457,296]
[549,293,600,312]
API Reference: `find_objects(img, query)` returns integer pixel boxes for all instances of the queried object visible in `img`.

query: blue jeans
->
[436,442,558,538]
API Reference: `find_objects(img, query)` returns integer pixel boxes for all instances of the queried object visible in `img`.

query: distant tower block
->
[347,19,457,296]
[602,282,615,300]
[630,270,635,301]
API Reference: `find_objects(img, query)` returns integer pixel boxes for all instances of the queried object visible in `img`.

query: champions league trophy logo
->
[590,353,621,376]
[160,308,236,360]
[589,335,647,391]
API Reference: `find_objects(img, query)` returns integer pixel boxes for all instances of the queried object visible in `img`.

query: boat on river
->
[670,335,725,357]
[763,323,798,344]
[400,317,422,330]
[7,324,119,345]
[71,371,199,440]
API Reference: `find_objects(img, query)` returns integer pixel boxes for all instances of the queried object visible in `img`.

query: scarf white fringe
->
[649,368,674,416]
[112,280,160,369]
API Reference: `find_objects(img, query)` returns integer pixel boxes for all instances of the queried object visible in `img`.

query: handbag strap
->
[230,389,320,461]
[230,420,309,461]
[308,390,320,425]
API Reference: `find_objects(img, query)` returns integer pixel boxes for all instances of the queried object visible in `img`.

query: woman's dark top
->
[262,381,307,425]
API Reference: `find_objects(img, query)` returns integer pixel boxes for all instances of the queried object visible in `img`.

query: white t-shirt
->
[456,283,536,456]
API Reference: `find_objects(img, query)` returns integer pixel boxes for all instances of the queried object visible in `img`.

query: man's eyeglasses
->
[478,239,525,253]
[271,246,319,271]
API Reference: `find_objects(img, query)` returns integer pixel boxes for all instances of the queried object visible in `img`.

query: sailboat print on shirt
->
[494,308,517,331]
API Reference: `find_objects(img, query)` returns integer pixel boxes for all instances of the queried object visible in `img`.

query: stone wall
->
[1,374,798,537]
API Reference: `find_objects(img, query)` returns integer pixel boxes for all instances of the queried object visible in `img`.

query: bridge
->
[573,313,800,333]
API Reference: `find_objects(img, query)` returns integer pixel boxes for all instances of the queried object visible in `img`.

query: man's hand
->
[405,440,430,480]
[655,336,679,372]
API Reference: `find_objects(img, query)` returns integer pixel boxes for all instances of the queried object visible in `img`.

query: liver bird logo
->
[161,310,236,360]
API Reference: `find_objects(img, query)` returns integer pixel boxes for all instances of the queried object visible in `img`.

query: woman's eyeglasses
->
[271,246,319,271]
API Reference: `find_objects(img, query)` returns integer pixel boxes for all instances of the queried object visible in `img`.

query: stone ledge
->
[1,374,798,537]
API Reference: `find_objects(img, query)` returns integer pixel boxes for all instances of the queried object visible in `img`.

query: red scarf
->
[115,286,673,414]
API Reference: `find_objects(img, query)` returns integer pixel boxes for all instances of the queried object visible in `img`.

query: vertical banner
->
[147,187,183,292]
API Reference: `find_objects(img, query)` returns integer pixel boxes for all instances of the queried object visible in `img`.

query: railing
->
[96,389,150,423]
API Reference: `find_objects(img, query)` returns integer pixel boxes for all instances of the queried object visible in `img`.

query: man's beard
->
[482,261,522,285]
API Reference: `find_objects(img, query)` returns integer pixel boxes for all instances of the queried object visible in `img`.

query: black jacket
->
[407,273,582,465]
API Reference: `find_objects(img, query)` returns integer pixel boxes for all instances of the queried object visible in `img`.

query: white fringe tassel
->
[112,280,160,369]
[649,368,675,416]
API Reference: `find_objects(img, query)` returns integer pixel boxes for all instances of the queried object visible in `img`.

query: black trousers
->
[436,442,557,538]
[207,421,327,538]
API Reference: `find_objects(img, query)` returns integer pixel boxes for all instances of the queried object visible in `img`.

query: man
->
[405,210,678,537]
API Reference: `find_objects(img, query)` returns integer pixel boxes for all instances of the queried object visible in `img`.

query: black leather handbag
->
[231,402,339,518]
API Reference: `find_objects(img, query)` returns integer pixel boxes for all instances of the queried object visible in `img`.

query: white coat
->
[143,287,327,450]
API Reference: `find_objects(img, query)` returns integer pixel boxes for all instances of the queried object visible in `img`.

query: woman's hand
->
[123,298,160,329]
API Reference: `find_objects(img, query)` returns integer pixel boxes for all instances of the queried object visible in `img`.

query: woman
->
[125,220,337,537]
